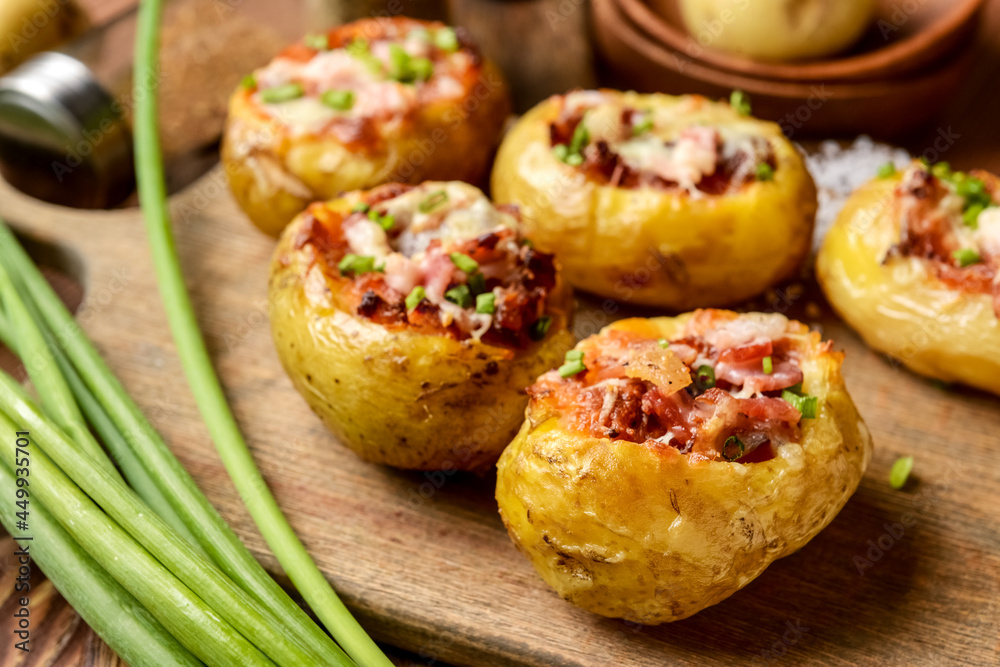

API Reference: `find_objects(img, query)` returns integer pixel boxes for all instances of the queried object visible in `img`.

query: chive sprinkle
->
[337,254,376,276]
[303,33,329,50]
[721,435,745,461]
[632,114,654,136]
[405,286,426,311]
[558,350,586,378]
[351,202,370,214]
[367,209,394,231]
[890,456,914,489]
[952,248,981,267]
[756,163,774,182]
[449,252,479,274]
[569,121,589,155]
[694,364,716,391]
[434,27,459,52]
[552,144,569,162]
[475,291,496,314]
[877,162,897,179]
[762,356,773,374]
[320,89,354,111]
[962,203,985,229]
[418,190,449,213]
[730,89,752,116]
[240,74,256,90]
[467,272,486,295]
[658,338,669,349]
[445,284,472,308]
[781,390,818,419]
[411,57,434,81]
[259,83,304,104]
[529,315,551,341]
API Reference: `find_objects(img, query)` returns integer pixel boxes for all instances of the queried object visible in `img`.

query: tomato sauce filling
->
[548,91,776,194]
[291,182,562,349]
[528,311,822,463]
[888,164,1000,316]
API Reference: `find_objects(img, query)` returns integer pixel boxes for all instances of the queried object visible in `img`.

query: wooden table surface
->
[1,0,1000,666]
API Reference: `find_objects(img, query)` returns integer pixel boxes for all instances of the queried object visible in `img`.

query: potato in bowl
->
[817,162,1000,396]
[495,309,872,623]
[269,181,575,471]
[224,17,511,236]
[490,90,817,310]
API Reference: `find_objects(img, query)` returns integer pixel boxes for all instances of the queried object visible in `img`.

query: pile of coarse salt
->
[803,136,911,251]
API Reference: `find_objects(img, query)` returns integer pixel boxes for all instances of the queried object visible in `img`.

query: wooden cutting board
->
[0,155,998,667]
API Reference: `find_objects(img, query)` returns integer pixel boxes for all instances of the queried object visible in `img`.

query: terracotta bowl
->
[592,0,976,139]
[619,0,986,82]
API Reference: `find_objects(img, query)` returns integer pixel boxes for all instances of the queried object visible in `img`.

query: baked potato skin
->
[490,92,817,310]
[269,199,575,471]
[495,314,871,623]
[816,175,1000,395]
[223,28,511,237]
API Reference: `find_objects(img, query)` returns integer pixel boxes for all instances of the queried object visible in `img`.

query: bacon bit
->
[623,344,691,396]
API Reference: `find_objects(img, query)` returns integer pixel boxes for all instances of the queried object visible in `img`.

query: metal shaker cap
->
[0,51,134,209]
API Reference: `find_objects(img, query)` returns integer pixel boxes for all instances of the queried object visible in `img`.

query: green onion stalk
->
[133,0,390,664]
[0,225,350,666]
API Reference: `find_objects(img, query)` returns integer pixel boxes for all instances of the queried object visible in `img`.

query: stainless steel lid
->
[0,51,134,209]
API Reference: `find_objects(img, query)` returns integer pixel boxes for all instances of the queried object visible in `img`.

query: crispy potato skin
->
[495,314,871,623]
[817,175,1000,395]
[490,92,817,310]
[269,199,575,471]
[223,60,510,237]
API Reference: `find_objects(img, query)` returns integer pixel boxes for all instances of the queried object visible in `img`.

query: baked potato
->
[817,162,1000,395]
[270,181,575,470]
[490,90,817,310]
[496,309,871,623]
[223,17,511,237]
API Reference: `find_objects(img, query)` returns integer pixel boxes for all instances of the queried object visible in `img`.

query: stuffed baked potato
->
[496,309,871,623]
[490,90,817,309]
[270,181,575,470]
[224,17,511,236]
[817,163,1000,395]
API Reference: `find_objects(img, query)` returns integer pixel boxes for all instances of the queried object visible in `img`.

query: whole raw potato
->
[679,0,876,61]
[496,313,872,623]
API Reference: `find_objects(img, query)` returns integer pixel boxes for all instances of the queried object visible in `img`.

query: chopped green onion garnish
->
[449,252,479,274]
[445,284,472,308]
[632,114,654,136]
[552,144,569,161]
[962,203,985,229]
[418,190,449,213]
[787,382,803,395]
[320,89,354,111]
[347,38,382,74]
[931,161,951,179]
[337,254,376,276]
[351,202,370,214]
[756,163,774,182]
[303,33,329,50]
[781,390,818,419]
[558,350,586,378]
[475,291,496,314]
[408,27,430,42]
[240,74,256,90]
[367,209,394,231]
[259,83,304,104]
[694,364,715,391]
[762,356,773,374]
[467,272,486,295]
[877,162,897,179]
[658,338,669,349]
[405,286,425,311]
[434,27,459,52]
[952,248,981,267]
[411,57,434,81]
[569,122,589,155]
[730,89,752,116]
[530,315,551,341]
[721,435,745,461]
[565,153,584,166]
[890,456,914,489]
